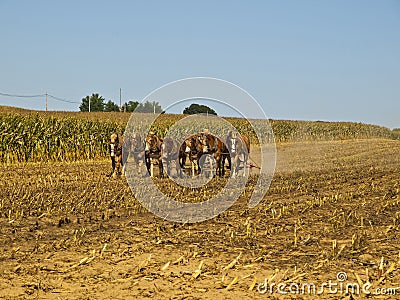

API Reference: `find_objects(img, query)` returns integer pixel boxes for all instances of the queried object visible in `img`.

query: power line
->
[47,94,80,104]
[0,91,80,104]
[0,92,45,98]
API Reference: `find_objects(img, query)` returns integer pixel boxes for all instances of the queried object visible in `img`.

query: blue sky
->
[0,0,399,128]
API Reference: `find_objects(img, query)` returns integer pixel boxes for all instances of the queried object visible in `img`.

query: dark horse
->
[184,134,204,177]
[161,137,184,178]
[145,132,164,178]
[125,132,149,176]
[108,132,123,177]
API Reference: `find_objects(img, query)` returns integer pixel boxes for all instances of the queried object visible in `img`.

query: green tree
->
[104,100,120,112]
[122,100,139,112]
[135,101,163,113]
[183,103,217,115]
[79,93,105,112]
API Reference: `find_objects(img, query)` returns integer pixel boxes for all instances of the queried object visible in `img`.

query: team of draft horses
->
[108,130,250,179]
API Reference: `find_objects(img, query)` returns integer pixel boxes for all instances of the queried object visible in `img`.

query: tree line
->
[79,93,163,113]
[79,93,217,115]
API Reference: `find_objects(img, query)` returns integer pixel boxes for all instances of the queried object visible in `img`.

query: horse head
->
[145,132,162,153]
[132,132,145,152]
[161,137,178,157]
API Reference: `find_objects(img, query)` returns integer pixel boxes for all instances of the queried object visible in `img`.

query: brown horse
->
[161,137,183,178]
[184,134,204,177]
[126,132,149,175]
[200,132,225,177]
[199,133,228,177]
[145,132,164,177]
[108,132,123,178]
[226,131,250,178]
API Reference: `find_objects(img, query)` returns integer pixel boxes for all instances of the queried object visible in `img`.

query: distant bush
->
[392,128,400,140]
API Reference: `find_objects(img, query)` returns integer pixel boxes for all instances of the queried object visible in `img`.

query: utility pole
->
[153,101,156,114]
[88,96,91,112]
[45,90,48,112]
[119,88,122,111]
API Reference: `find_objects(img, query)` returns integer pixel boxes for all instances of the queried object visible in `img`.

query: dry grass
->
[0,139,399,299]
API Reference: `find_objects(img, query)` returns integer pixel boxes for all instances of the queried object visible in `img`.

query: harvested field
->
[1,139,399,299]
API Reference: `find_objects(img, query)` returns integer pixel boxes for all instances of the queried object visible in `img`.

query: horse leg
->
[118,155,123,175]
[215,154,221,177]
[150,159,154,177]
[221,154,226,177]
[159,157,164,178]
[179,153,185,168]
[179,158,184,177]
[210,155,215,178]
[218,155,224,177]
[121,154,126,175]
[197,155,201,175]
[134,153,141,175]
[231,155,239,178]
[145,152,151,174]
[204,156,211,178]
[174,157,181,178]
[140,155,148,177]
[178,155,184,177]
[113,158,119,178]
[208,157,212,178]
[115,156,120,176]
[161,157,167,177]
[218,156,223,177]
[243,154,248,177]
[221,154,227,177]
[109,156,116,177]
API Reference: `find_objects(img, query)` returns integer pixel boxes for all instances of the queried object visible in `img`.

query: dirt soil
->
[1,139,400,299]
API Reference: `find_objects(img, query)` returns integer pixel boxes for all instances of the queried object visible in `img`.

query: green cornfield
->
[0,106,395,164]
[0,113,124,164]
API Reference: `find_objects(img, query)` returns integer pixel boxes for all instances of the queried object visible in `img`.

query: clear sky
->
[0,0,399,128]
